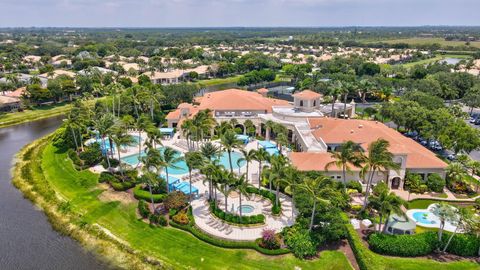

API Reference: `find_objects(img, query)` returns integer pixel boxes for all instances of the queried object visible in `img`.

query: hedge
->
[210,200,265,225]
[169,207,290,256]
[246,186,282,215]
[110,180,136,191]
[368,232,438,257]
[133,185,167,203]
[441,232,480,257]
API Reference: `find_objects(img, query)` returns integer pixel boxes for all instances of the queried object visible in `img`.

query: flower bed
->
[246,186,282,215]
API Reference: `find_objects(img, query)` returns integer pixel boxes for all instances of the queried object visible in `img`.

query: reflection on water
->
[0,115,106,270]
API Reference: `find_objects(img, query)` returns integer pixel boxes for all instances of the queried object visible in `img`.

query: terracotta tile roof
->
[307,118,447,169]
[290,152,357,172]
[292,90,322,99]
[257,88,269,93]
[196,89,289,112]
[6,87,25,98]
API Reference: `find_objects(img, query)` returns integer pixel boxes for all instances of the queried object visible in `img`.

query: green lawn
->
[366,37,480,49]
[19,140,479,270]
[0,103,72,128]
[40,143,353,270]
[196,75,242,87]
[400,54,472,69]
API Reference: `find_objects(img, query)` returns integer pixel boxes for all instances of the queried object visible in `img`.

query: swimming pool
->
[121,148,246,174]
[87,135,141,150]
[412,211,437,225]
[238,204,255,214]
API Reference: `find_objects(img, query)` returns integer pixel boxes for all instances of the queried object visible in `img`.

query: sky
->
[0,0,479,27]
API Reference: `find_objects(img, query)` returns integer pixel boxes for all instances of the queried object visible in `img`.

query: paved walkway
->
[391,188,479,202]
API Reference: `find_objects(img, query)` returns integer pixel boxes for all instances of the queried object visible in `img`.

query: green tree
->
[299,176,331,232]
[220,130,242,173]
[162,147,182,193]
[325,140,364,192]
[185,151,204,201]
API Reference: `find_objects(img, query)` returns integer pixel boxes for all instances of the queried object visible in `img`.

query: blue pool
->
[238,205,255,214]
[412,211,437,225]
[121,148,246,175]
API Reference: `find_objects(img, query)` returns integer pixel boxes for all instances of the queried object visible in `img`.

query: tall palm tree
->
[218,169,235,212]
[445,162,465,184]
[442,208,471,252]
[185,151,205,201]
[201,160,223,201]
[111,123,135,178]
[360,139,400,210]
[134,114,153,160]
[93,113,115,170]
[325,140,364,192]
[265,120,276,140]
[215,121,233,137]
[254,148,270,189]
[140,168,160,213]
[237,149,256,182]
[200,141,221,161]
[299,176,331,232]
[280,166,299,217]
[220,130,242,173]
[181,119,194,151]
[146,126,162,149]
[327,81,343,118]
[162,147,182,193]
[368,189,405,232]
[235,174,251,217]
[270,154,288,206]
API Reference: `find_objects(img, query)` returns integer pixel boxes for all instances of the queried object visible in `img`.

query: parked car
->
[470,117,478,123]
[446,154,457,160]
[474,118,480,125]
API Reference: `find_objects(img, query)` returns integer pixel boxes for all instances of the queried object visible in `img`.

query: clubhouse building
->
[166,88,447,189]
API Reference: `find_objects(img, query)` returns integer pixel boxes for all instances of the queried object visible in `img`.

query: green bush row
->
[368,232,437,257]
[137,200,168,226]
[169,208,289,256]
[133,185,167,203]
[245,186,282,215]
[342,214,379,270]
[441,232,480,257]
[210,201,265,225]
[110,180,136,191]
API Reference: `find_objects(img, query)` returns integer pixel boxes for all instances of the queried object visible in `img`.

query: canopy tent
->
[160,174,181,191]
[235,134,250,144]
[266,147,280,156]
[173,181,199,195]
[258,140,277,149]
[159,127,175,138]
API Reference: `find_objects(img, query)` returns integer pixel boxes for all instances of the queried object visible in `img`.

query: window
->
[300,100,304,106]
[313,100,316,106]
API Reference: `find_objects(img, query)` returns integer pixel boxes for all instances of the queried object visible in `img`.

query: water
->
[238,205,255,214]
[442,57,462,65]
[0,115,106,270]
[412,211,437,225]
[121,148,246,174]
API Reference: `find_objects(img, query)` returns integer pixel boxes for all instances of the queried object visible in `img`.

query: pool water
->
[238,205,255,214]
[412,211,437,225]
[121,148,246,175]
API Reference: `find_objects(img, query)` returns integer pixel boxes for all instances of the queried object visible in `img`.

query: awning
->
[173,182,199,194]
[258,140,277,149]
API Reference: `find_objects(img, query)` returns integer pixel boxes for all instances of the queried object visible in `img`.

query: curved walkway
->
[191,191,297,241]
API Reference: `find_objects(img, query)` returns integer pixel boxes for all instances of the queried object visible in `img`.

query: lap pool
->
[121,148,246,175]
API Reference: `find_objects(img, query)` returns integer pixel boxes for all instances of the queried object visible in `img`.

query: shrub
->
[209,201,265,225]
[101,158,120,169]
[245,186,281,215]
[367,232,438,257]
[172,211,189,225]
[426,173,446,193]
[137,200,151,219]
[163,191,188,210]
[98,172,116,183]
[149,214,168,226]
[346,181,363,193]
[78,143,102,166]
[283,227,317,258]
[133,185,167,203]
[441,232,480,257]
[110,180,136,191]
[259,228,281,250]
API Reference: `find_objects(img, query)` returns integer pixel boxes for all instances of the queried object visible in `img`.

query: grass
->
[0,98,98,128]
[16,137,480,270]
[196,75,242,87]
[400,54,472,69]
[366,37,480,49]
[0,102,72,128]
[24,139,354,270]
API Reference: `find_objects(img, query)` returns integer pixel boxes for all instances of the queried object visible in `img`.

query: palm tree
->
[134,114,153,160]
[140,168,160,213]
[146,126,162,149]
[162,147,182,193]
[368,189,405,232]
[254,148,270,189]
[218,169,235,212]
[235,174,251,217]
[299,176,330,232]
[327,81,343,118]
[280,166,299,217]
[360,139,400,210]
[270,154,288,206]
[201,160,223,201]
[237,149,256,182]
[325,140,364,192]
[220,130,242,173]
[111,123,135,178]
[93,113,115,170]
[185,151,205,201]
[181,119,194,151]
[200,141,221,161]
[445,162,465,184]
[265,120,276,140]
[215,121,233,137]
[431,202,458,244]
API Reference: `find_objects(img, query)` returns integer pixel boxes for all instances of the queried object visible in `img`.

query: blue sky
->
[1,0,479,27]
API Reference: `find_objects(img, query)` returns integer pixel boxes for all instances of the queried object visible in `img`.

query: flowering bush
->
[260,228,280,250]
